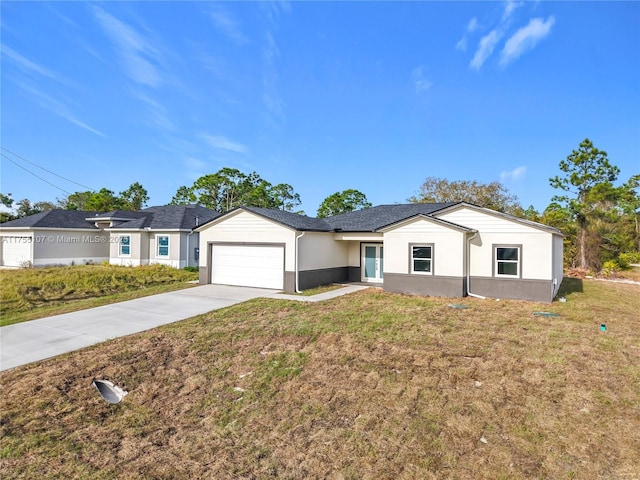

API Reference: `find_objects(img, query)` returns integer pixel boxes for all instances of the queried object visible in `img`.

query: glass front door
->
[362,243,383,282]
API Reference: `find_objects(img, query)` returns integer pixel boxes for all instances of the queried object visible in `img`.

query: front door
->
[362,243,383,283]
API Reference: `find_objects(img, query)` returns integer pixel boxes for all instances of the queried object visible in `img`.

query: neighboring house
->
[0,205,219,269]
[195,203,564,302]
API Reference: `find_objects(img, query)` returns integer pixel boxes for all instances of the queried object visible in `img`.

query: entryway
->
[361,243,383,283]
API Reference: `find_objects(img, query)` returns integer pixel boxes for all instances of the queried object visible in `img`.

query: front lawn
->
[1,278,638,479]
[0,264,198,326]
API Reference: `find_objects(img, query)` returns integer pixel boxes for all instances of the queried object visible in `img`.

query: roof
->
[324,203,457,231]
[242,206,332,231]
[1,205,220,231]
[0,210,102,229]
[108,205,220,230]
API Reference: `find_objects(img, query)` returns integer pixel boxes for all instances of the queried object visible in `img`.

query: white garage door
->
[212,244,284,289]
[1,236,32,267]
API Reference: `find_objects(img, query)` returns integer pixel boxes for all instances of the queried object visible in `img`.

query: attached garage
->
[1,236,32,267]
[211,243,285,290]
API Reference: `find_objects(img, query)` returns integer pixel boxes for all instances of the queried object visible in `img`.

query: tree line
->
[2,138,638,273]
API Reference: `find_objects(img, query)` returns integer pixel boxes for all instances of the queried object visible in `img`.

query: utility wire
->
[0,146,95,191]
[1,153,73,195]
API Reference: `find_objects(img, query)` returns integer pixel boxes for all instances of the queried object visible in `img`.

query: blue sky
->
[1,1,639,215]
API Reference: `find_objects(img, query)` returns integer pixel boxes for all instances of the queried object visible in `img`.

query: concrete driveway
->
[0,285,277,372]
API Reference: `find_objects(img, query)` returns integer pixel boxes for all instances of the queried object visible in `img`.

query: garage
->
[1,236,32,267]
[211,244,284,289]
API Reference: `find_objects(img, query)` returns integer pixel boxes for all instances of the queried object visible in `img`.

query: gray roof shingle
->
[109,205,220,230]
[324,203,457,231]
[0,210,102,229]
[242,207,332,231]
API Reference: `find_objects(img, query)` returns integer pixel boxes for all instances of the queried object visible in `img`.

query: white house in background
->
[0,205,219,269]
[195,203,564,302]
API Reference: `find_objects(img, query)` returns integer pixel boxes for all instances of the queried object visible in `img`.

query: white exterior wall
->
[149,232,185,268]
[437,207,554,280]
[298,232,348,270]
[198,211,296,271]
[336,233,384,267]
[383,218,466,277]
[109,231,148,267]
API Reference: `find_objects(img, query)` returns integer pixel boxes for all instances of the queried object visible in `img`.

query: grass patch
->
[1,278,639,479]
[0,264,198,326]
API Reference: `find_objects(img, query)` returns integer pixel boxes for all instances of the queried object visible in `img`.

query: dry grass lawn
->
[0,264,198,326]
[1,278,639,479]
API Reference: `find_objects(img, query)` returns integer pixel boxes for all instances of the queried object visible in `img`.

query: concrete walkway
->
[0,284,369,371]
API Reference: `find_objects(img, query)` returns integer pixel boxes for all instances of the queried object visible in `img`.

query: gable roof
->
[0,210,102,230]
[195,201,563,236]
[324,203,457,232]
[433,202,564,236]
[242,206,332,231]
[108,205,220,230]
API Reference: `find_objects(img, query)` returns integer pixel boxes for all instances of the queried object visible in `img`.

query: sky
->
[1,1,639,216]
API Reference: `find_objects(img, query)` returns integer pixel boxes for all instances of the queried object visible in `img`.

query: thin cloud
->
[20,83,105,137]
[500,16,556,66]
[502,0,523,22]
[470,29,502,70]
[262,31,285,123]
[201,134,247,154]
[208,5,249,45]
[500,166,527,182]
[134,92,175,132]
[92,6,163,88]
[411,66,432,93]
[2,46,69,85]
[455,17,479,52]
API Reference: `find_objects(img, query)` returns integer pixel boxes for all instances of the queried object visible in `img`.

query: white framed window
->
[119,235,131,256]
[495,246,520,277]
[157,235,169,257]
[411,244,433,274]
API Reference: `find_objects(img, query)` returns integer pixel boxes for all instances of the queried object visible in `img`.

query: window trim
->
[119,235,131,257]
[409,243,434,275]
[157,235,170,257]
[494,244,522,278]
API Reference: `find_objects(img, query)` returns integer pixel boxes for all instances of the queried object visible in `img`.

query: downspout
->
[466,231,486,299]
[295,231,305,293]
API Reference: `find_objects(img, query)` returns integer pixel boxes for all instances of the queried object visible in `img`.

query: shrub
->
[601,260,620,277]
[183,266,199,273]
[619,252,640,266]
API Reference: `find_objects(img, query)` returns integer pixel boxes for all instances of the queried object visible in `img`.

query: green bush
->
[619,252,640,266]
[601,260,621,277]
[183,266,199,273]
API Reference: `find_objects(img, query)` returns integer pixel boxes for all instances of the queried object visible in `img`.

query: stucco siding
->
[469,231,552,280]
[383,218,466,277]
[109,232,148,266]
[198,210,296,271]
[553,234,564,296]
[299,232,347,271]
[437,206,545,234]
[31,230,109,266]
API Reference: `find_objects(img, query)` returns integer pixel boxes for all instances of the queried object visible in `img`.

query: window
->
[496,246,520,277]
[157,236,169,257]
[119,235,131,256]
[194,247,199,263]
[411,245,433,274]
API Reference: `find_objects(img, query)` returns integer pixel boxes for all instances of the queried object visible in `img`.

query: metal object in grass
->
[448,303,470,309]
[92,379,128,404]
[533,311,559,317]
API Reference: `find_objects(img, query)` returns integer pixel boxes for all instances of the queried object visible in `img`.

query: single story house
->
[0,205,219,269]
[195,202,564,302]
